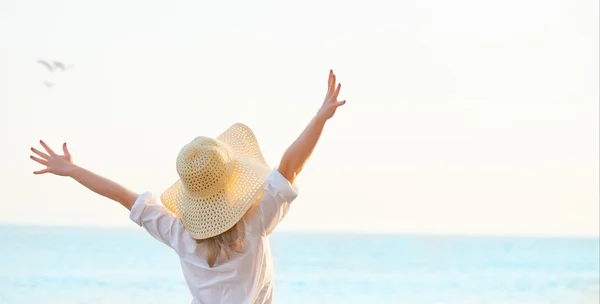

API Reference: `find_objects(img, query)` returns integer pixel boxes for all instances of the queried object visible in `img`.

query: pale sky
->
[0,0,598,237]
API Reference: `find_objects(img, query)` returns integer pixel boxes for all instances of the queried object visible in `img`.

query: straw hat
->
[160,123,271,240]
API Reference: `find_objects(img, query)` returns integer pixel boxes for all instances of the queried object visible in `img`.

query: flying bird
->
[37,59,74,88]
[37,60,73,72]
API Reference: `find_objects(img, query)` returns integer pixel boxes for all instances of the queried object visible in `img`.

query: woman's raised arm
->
[30,140,139,210]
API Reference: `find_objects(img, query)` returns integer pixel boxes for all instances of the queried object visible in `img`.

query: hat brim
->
[160,123,271,240]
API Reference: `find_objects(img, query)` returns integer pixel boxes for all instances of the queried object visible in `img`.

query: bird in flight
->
[37,59,73,88]
[37,60,73,72]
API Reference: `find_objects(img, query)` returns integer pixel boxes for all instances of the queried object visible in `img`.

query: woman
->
[29,70,346,304]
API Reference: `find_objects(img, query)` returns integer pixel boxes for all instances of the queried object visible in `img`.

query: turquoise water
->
[0,225,598,304]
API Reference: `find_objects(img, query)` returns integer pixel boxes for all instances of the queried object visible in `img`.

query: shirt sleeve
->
[259,168,299,235]
[129,192,190,255]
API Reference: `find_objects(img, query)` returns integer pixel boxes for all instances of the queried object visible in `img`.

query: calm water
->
[0,225,598,304]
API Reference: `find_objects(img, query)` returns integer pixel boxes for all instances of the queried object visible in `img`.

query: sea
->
[0,225,598,304]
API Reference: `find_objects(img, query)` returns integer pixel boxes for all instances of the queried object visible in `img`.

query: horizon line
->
[1,222,598,240]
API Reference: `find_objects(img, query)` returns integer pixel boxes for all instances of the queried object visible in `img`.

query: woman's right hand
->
[315,69,346,122]
[30,140,76,176]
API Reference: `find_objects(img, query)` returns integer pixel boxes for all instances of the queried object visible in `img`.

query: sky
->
[0,0,598,237]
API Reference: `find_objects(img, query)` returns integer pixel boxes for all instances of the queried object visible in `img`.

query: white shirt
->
[129,168,298,304]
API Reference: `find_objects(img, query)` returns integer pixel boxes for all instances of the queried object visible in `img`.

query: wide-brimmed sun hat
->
[160,123,271,240]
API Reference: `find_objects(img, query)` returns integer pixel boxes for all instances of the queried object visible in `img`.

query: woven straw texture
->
[160,123,271,240]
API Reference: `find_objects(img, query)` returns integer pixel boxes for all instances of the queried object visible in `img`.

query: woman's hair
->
[196,191,264,267]
[196,220,247,267]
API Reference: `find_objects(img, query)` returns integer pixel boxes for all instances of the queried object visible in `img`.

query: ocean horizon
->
[1,224,598,303]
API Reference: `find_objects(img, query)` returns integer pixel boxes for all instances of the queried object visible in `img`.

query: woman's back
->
[129,169,298,304]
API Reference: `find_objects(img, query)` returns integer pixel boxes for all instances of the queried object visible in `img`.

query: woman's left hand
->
[30,140,76,176]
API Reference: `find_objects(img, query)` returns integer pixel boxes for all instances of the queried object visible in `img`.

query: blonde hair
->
[196,191,264,267]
